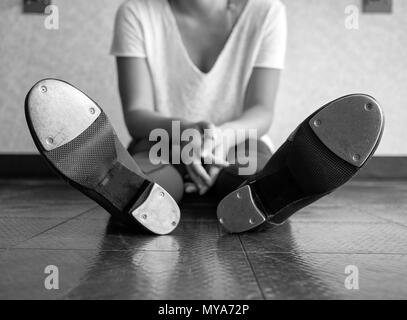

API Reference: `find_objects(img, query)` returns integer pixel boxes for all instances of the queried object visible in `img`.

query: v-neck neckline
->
[165,0,251,76]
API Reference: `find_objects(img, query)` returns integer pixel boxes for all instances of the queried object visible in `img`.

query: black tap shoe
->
[25,79,180,235]
[217,94,384,233]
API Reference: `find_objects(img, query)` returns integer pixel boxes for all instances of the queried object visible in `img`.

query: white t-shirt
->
[111,0,286,131]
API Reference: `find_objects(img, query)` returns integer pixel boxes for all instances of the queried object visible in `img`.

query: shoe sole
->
[217,94,384,233]
[25,79,180,235]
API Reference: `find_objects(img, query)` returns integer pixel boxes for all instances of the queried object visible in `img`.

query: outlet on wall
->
[23,0,52,14]
[363,0,392,13]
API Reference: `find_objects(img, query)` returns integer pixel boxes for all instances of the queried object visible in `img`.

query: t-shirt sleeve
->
[254,2,287,69]
[110,2,147,58]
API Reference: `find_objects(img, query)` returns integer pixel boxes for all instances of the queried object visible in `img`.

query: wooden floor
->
[0,179,407,299]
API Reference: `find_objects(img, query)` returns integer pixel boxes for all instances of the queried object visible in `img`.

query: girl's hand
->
[181,121,229,195]
[200,125,231,192]
[202,130,231,187]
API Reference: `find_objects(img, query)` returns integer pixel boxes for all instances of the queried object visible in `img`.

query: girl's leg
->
[129,149,185,204]
[213,139,272,199]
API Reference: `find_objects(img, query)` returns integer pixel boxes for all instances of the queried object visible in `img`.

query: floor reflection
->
[66,217,261,299]
[236,222,340,299]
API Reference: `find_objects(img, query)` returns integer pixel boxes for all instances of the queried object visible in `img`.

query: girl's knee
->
[132,151,184,203]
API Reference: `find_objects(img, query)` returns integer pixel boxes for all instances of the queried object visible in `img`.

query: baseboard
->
[355,156,407,180]
[0,154,406,179]
[0,154,58,178]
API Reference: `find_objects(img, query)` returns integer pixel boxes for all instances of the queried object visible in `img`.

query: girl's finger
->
[208,166,221,181]
[186,165,207,193]
[202,152,229,167]
[184,182,198,193]
[202,125,221,154]
[191,162,213,186]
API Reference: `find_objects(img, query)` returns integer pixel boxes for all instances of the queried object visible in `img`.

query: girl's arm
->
[219,67,281,146]
[116,57,192,140]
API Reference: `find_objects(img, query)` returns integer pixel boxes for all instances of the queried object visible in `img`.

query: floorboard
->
[0,179,406,299]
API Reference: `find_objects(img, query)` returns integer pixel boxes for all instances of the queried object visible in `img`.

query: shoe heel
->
[94,161,180,234]
[130,183,180,235]
[217,185,266,233]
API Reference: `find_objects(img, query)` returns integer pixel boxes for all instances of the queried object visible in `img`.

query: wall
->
[0,0,125,153]
[0,0,406,155]
[273,0,407,156]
